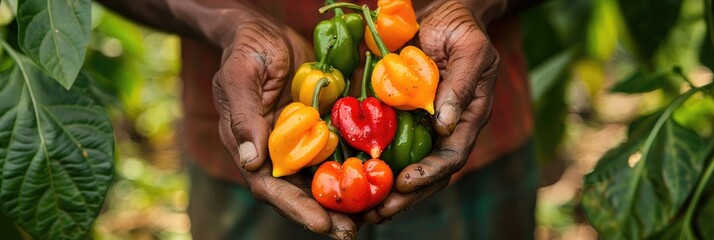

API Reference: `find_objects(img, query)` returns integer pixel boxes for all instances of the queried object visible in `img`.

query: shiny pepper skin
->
[381,111,433,171]
[372,46,439,114]
[314,11,364,77]
[365,0,419,57]
[331,97,397,159]
[269,102,339,177]
[312,157,393,213]
[291,62,345,115]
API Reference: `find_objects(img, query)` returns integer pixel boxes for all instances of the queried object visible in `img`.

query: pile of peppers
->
[266,0,441,214]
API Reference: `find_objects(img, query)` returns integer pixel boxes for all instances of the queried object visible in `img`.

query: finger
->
[362,209,387,225]
[364,177,450,220]
[213,22,293,171]
[250,162,333,234]
[283,172,358,239]
[417,1,500,137]
[395,90,495,193]
[326,211,357,240]
[219,116,333,235]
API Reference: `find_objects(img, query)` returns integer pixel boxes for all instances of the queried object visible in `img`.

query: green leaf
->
[0,53,114,238]
[696,195,714,239]
[530,49,576,101]
[520,4,564,69]
[610,70,669,94]
[534,67,569,164]
[582,104,705,238]
[16,0,91,89]
[618,0,682,63]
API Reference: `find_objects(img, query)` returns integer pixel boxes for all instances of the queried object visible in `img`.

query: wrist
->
[168,1,264,49]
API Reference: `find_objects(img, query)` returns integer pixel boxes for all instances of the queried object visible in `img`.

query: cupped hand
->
[211,15,357,239]
[363,0,500,224]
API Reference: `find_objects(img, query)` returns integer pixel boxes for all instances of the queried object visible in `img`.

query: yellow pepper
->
[291,37,345,115]
[271,79,339,177]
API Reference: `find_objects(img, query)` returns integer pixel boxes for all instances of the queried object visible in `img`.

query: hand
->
[363,0,500,224]
[211,15,357,239]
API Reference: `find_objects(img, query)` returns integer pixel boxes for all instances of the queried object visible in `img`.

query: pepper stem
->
[313,36,336,72]
[339,135,349,163]
[362,5,390,57]
[359,51,373,100]
[325,0,344,16]
[312,78,330,110]
[319,2,363,14]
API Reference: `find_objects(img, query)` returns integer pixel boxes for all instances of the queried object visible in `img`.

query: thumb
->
[213,50,272,172]
[417,1,499,136]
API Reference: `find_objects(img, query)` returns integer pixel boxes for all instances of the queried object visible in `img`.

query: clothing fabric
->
[187,139,537,240]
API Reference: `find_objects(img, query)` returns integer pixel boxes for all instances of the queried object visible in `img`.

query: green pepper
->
[314,1,364,77]
[381,110,433,171]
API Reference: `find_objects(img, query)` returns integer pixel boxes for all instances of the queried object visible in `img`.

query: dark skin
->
[98,0,533,239]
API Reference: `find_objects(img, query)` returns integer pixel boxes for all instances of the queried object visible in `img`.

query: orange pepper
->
[371,46,439,114]
[269,79,339,177]
[364,0,419,57]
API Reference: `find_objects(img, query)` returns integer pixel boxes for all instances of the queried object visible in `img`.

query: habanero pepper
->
[292,37,346,115]
[314,0,364,77]
[270,78,339,177]
[331,52,397,159]
[363,5,439,114]
[380,110,433,171]
[319,1,419,57]
[312,157,393,213]
[364,0,419,56]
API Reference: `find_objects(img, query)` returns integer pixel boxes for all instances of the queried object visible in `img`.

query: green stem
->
[705,0,714,51]
[313,36,337,72]
[359,51,373,100]
[342,76,351,97]
[312,78,330,110]
[362,4,390,56]
[683,136,714,239]
[674,66,697,89]
[325,0,344,16]
[319,2,363,14]
[339,135,349,162]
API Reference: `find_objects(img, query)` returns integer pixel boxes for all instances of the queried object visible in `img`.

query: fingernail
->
[238,142,257,168]
[437,105,458,132]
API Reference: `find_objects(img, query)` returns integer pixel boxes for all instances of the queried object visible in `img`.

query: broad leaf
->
[530,49,575,101]
[582,115,705,239]
[16,0,91,89]
[0,59,114,239]
[618,0,681,63]
[533,67,569,164]
[610,70,668,94]
[697,195,714,239]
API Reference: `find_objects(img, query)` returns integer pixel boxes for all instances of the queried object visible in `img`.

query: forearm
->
[96,0,260,48]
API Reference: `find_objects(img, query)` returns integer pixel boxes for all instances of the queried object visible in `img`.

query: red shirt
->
[180,1,533,183]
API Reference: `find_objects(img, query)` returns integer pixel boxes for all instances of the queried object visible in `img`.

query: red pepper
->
[331,52,397,158]
[312,157,393,213]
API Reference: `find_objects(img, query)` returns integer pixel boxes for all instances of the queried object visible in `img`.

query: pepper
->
[314,0,364,77]
[363,5,439,114]
[380,110,433,171]
[292,37,346,115]
[364,0,419,56]
[331,52,397,159]
[312,157,393,213]
[319,1,418,57]
[270,78,339,177]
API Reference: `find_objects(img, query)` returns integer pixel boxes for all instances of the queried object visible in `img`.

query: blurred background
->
[4,0,709,239]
